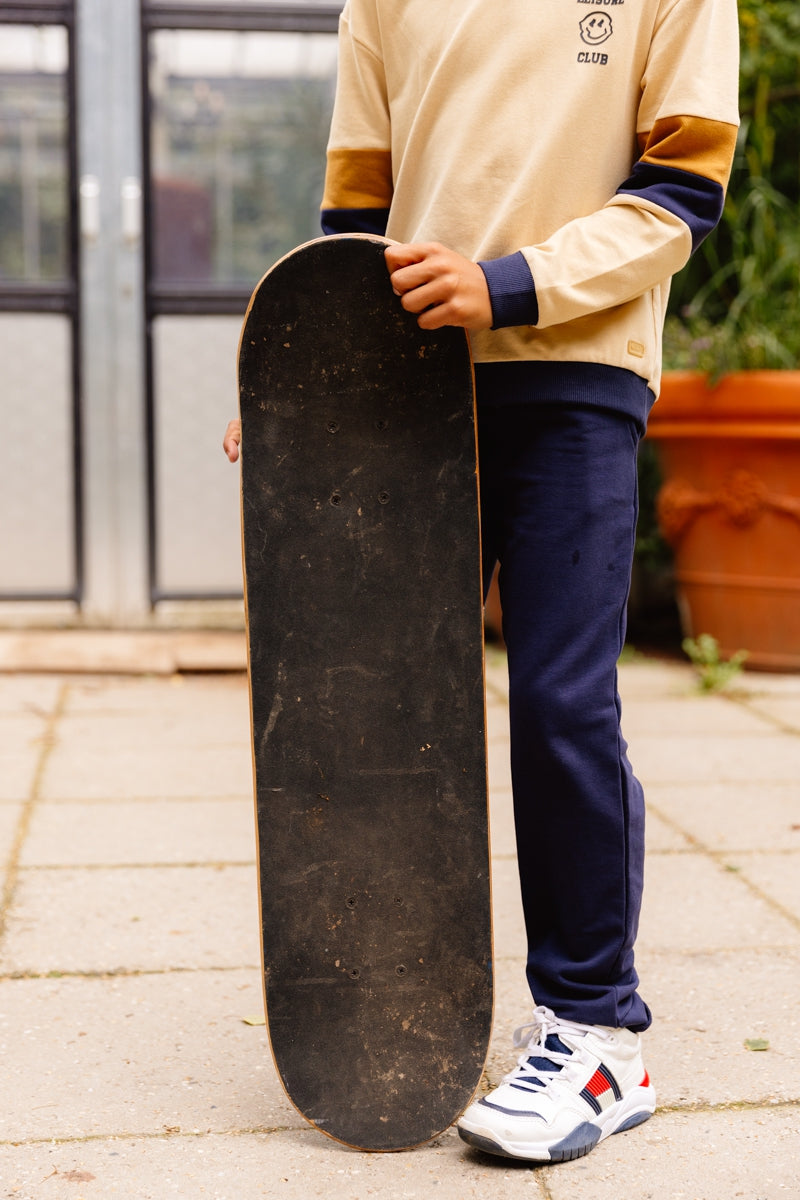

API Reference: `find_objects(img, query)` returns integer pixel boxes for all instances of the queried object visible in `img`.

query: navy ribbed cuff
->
[478,251,539,328]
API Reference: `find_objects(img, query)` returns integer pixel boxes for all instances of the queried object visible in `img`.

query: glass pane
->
[145,1,338,7]
[0,26,70,284]
[149,29,338,288]
[0,314,75,594]
[153,315,243,595]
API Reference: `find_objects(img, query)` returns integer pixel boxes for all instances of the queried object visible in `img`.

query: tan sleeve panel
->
[322,148,394,210]
[637,115,739,187]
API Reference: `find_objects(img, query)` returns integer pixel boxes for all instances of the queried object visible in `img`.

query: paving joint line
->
[23,794,253,805]
[724,691,800,739]
[0,1124,306,1150]
[0,683,68,946]
[535,1176,556,1200]
[7,1097,796,1152]
[10,943,800,982]
[0,963,261,982]
[14,860,257,872]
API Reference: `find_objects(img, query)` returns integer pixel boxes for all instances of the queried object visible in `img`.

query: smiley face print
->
[579,14,613,46]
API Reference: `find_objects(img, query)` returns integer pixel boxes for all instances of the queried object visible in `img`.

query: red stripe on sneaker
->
[585,1069,614,1099]
[641,1072,650,1087]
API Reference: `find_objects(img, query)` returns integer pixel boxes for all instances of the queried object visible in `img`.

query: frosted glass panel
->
[0,314,75,594]
[153,315,244,595]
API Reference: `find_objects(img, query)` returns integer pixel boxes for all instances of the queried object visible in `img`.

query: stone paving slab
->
[0,714,49,801]
[740,696,800,731]
[0,866,261,975]
[0,1129,541,1200]
[54,700,250,745]
[490,860,526,961]
[543,1106,800,1200]
[633,732,800,786]
[0,675,62,714]
[2,653,800,1199]
[20,799,256,868]
[488,787,515,857]
[647,782,800,854]
[486,739,512,793]
[646,809,693,853]
[735,670,800,698]
[65,674,250,718]
[0,964,532,1148]
[40,739,253,802]
[2,1108,798,1200]
[0,970,290,1144]
[617,659,696,698]
[621,695,775,737]
[638,854,800,953]
[639,947,800,1107]
[734,851,800,922]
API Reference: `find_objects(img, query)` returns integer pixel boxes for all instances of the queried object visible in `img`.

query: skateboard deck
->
[238,234,491,1152]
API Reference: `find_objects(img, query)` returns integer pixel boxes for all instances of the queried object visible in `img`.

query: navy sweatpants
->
[477,398,652,1033]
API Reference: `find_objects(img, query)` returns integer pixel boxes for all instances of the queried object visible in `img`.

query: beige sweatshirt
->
[321,0,740,403]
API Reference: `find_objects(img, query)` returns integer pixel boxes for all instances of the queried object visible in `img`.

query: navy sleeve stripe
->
[615,161,725,254]
[321,208,390,237]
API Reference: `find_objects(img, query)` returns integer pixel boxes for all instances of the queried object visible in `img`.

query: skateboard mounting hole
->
[345,896,358,909]
[330,493,343,507]
[326,421,340,434]
[375,419,388,432]
[395,965,408,978]
[349,968,361,979]
[378,491,390,505]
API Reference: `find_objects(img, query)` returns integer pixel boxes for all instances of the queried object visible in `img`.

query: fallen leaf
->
[242,1014,266,1026]
[744,1038,770,1052]
[61,1171,96,1183]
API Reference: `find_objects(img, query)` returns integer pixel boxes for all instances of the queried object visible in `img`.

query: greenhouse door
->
[0,1,341,626]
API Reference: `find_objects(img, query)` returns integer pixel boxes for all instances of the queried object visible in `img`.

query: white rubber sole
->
[458,1082,657,1163]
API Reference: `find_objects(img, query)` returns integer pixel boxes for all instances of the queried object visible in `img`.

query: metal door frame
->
[76,0,150,623]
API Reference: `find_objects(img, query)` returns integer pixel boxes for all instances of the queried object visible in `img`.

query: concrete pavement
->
[1,637,799,1198]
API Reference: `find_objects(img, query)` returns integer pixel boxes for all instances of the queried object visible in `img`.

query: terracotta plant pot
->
[646,370,800,671]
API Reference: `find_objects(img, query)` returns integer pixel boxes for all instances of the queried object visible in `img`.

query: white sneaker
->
[458,1006,656,1162]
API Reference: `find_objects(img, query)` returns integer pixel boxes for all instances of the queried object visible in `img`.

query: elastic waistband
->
[474,361,656,434]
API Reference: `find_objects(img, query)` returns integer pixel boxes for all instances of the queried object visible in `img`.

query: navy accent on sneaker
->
[549,1121,602,1162]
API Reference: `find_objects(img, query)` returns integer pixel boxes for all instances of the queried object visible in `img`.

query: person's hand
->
[223,418,241,463]
[385,242,493,332]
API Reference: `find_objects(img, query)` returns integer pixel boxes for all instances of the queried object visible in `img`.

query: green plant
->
[682,633,748,692]
[664,1,800,379]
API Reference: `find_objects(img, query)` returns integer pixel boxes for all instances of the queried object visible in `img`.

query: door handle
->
[79,174,101,242]
[121,177,142,246]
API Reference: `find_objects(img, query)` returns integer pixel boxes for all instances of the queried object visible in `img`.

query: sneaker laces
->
[505,1006,614,1094]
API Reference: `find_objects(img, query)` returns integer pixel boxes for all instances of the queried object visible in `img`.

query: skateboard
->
[237,234,491,1151]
